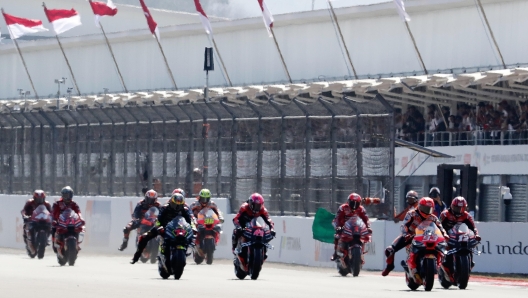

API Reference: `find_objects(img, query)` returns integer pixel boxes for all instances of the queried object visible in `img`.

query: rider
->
[440,196,481,279]
[51,186,84,253]
[232,193,275,254]
[383,197,447,282]
[393,190,419,223]
[21,190,52,251]
[331,193,372,261]
[189,189,225,222]
[118,189,161,251]
[131,193,196,264]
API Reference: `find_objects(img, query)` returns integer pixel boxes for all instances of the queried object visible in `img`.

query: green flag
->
[312,208,336,244]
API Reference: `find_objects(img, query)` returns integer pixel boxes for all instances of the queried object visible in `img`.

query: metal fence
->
[0,95,394,216]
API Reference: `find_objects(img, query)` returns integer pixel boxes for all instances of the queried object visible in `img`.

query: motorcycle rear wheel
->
[171,249,186,280]
[351,246,362,277]
[457,255,470,289]
[249,248,263,280]
[423,258,435,291]
[205,238,215,265]
[37,232,47,259]
[234,258,248,280]
[438,267,452,289]
[67,238,78,266]
[158,256,170,279]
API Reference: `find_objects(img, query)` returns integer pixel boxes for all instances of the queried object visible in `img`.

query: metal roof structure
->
[1,68,527,126]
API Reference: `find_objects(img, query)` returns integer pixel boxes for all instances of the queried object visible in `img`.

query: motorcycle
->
[233,218,274,280]
[157,216,194,280]
[137,206,159,264]
[55,208,84,266]
[401,219,446,291]
[25,205,52,259]
[335,215,371,277]
[193,207,222,265]
[438,223,480,290]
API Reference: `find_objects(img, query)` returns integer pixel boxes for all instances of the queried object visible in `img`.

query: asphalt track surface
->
[1,248,526,298]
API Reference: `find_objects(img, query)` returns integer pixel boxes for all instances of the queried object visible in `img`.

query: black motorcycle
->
[233,219,274,280]
[157,216,195,280]
[26,205,52,259]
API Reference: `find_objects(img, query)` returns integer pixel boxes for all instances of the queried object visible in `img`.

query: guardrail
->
[399,130,528,147]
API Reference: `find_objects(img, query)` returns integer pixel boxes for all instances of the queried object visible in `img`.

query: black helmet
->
[169,193,185,211]
[61,186,74,204]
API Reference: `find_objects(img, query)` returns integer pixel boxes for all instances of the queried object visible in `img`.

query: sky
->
[115,0,392,19]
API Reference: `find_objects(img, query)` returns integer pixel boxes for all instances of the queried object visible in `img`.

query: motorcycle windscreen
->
[414,220,444,241]
[32,205,51,222]
[248,217,267,229]
[198,208,218,226]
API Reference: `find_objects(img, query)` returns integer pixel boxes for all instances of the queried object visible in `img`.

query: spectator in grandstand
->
[429,187,446,217]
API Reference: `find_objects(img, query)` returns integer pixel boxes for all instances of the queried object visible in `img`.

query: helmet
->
[172,188,186,198]
[417,197,434,218]
[405,190,419,206]
[61,186,74,204]
[451,196,467,217]
[347,193,362,210]
[429,187,441,198]
[248,193,264,213]
[169,193,185,211]
[144,189,158,205]
[33,190,46,204]
[198,189,211,206]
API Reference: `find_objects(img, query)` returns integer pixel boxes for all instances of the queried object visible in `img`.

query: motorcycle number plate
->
[204,218,214,225]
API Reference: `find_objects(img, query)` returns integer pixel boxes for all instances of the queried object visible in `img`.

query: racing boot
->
[118,237,129,251]
[381,246,395,276]
[330,238,339,261]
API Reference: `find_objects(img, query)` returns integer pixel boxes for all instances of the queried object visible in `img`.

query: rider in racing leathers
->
[232,193,275,254]
[131,193,196,264]
[331,193,372,261]
[21,190,52,251]
[118,189,161,251]
[51,186,84,253]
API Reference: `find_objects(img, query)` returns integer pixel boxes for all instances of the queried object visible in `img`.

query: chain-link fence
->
[0,95,394,217]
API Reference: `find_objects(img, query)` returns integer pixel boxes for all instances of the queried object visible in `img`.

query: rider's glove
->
[335,226,343,234]
[367,227,373,234]
[235,227,243,237]
[219,217,225,224]
[270,229,276,237]
[156,226,165,235]
[475,235,481,242]
[23,216,30,223]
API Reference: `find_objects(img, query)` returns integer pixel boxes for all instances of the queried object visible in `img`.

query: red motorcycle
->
[136,206,159,264]
[193,207,222,265]
[401,220,446,291]
[55,208,84,266]
[26,205,52,259]
[234,218,274,280]
[439,223,480,290]
[335,215,371,277]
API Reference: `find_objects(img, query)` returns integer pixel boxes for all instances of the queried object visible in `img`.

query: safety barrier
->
[1,195,526,274]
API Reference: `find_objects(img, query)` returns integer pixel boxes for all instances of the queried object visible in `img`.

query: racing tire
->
[37,232,47,259]
[406,274,420,291]
[205,238,215,265]
[234,258,248,280]
[438,267,452,289]
[157,257,170,279]
[67,238,78,266]
[351,246,362,277]
[457,255,470,290]
[338,267,349,277]
[193,251,204,265]
[171,249,186,280]
[423,258,435,291]
[249,248,263,280]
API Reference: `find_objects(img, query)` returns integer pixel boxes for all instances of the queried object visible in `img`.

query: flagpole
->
[211,37,232,87]
[154,34,178,90]
[270,27,292,84]
[475,0,506,68]
[328,0,358,79]
[403,20,428,75]
[42,2,81,96]
[2,8,40,99]
[99,21,128,92]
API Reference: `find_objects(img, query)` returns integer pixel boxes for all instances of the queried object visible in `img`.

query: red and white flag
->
[393,0,411,22]
[2,12,48,39]
[139,0,159,40]
[89,0,118,27]
[257,0,274,37]
[194,0,212,35]
[44,7,82,35]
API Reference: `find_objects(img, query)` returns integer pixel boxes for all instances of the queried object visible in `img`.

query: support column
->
[230,118,238,207]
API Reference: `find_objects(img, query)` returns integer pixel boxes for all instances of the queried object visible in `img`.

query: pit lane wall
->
[0,195,527,274]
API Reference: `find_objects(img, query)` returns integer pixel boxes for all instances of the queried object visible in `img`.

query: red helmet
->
[405,190,419,206]
[248,193,264,213]
[171,188,186,198]
[417,197,434,218]
[33,190,46,204]
[451,196,467,217]
[348,193,362,210]
[144,189,158,205]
